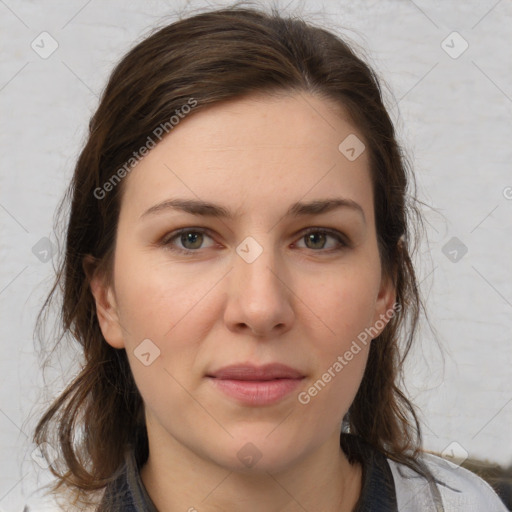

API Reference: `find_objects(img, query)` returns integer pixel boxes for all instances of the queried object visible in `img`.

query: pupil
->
[307,232,325,249]
[182,232,202,249]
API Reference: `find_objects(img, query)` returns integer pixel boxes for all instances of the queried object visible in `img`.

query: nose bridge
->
[235,234,283,301]
[225,234,294,335]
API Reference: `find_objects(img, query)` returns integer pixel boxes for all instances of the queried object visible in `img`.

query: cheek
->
[294,262,379,412]
[296,339,370,436]
[113,247,216,341]
[302,263,381,346]
[112,248,224,396]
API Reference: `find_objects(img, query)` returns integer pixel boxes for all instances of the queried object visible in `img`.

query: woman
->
[29,4,507,511]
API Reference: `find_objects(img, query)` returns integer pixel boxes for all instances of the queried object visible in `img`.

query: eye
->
[159,227,349,255]
[294,228,348,251]
[161,228,216,254]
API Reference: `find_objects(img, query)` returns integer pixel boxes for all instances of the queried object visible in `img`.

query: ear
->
[371,269,397,338]
[83,255,126,349]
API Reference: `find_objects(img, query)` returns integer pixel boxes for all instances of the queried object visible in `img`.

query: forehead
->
[119,92,373,223]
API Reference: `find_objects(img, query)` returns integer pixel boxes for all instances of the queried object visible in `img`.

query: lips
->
[206,363,305,406]
[207,363,304,381]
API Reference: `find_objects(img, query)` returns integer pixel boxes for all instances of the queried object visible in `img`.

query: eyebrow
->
[140,197,366,223]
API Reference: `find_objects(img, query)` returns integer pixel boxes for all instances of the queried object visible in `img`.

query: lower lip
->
[208,377,303,406]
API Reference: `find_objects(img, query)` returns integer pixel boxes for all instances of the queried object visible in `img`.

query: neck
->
[139,430,362,512]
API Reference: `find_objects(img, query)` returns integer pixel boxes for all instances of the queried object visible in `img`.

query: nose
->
[223,240,295,338]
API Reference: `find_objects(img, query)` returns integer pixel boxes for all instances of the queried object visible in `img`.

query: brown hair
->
[33,2,434,507]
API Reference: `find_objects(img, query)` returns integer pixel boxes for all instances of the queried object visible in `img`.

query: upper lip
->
[207,363,305,381]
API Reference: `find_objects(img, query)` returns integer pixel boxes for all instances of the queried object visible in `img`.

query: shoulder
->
[22,488,62,512]
[387,452,508,511]
[22,487,99,512]
[23,498,97,512]
[22,497,63,511]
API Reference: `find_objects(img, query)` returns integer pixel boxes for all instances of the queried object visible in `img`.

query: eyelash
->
[159,227,349,255]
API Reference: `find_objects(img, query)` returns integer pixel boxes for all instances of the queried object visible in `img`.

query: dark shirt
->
[97,433,398,511]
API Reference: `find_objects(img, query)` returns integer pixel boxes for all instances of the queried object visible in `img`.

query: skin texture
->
[89,91,396,511]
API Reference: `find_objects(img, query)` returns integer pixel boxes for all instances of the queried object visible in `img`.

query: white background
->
[1,0,511,509]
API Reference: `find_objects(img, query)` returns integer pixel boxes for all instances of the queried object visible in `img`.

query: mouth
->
[206,363,305,406]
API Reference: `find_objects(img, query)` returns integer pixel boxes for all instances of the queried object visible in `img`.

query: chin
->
[206,429,311,475]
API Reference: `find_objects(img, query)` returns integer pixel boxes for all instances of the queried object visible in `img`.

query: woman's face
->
[90,91,395,473]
